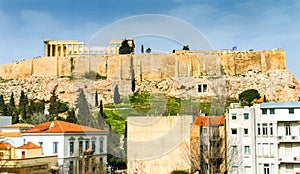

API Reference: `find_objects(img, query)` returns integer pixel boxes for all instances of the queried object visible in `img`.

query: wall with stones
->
[0,49,287,80]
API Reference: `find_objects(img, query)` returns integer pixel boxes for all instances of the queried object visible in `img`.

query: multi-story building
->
[0,141,58,173]
[227,102,300,174]
[21,120,108,174]
[194,115,226,174]
[226,103,257,174]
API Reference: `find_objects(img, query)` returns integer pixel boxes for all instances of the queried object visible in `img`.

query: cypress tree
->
[0,95,7,116]
[95,91,99,107]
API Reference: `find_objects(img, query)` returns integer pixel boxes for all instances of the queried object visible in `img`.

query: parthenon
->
[44,39,135,57]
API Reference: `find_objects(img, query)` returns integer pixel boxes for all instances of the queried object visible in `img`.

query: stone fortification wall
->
[0,49,287,80]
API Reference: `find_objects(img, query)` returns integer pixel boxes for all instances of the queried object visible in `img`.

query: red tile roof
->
[0,131,22,137]
[17,142,40,149]
[0,142,15,150]
[22,120,108,133]
[2,123,35,129]
[195,115,225,126]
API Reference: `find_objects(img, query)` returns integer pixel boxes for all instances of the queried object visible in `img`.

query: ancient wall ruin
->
[0,49,287,80]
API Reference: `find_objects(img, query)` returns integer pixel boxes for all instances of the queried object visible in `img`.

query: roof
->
[0,131,22,137]
[2,123,35,129]
[0,142,15,150]
[22,120,108,134]
[260,102,300,109]
[17,142,40,149]
[195,115,225,126]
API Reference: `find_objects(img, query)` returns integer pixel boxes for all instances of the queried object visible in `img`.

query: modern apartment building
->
[227,102,300,174]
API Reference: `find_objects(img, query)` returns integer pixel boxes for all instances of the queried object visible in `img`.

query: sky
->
[0,0,299,80]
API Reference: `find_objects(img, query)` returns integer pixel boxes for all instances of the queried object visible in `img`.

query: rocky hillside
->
[0,69,299,109]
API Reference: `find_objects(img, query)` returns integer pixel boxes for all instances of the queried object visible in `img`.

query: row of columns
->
[45,44,85,57]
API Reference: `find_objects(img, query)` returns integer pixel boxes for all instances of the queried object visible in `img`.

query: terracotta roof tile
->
[22,120,108,134]
[2,123,35,129]
[17,142,40,149]
[0,131,22,137]
[195,115,225,126]
[0,142,15,149]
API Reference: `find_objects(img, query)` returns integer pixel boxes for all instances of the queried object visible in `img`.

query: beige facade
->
[127,115,194,174]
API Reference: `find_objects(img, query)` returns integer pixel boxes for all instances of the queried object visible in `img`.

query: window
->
[257,143,262,156]
[232,146,238,154]
[245,166,251,174]
[263,143,269,156]
[92,141,96,152]
[270,108,275,114]
[232,113,237,120]
[85,141,89,151]
[263,164,270,174]
[285,124,291,136]
[79,141,83,153]
[69,142,74,154]
[269,123,273,135]
[100,140,104,153]
[69,161,74,174]
[262,123,268,135]
[231,129,237,135]
[202,127,207,134]
[244,146,250,154]
[53,142,58,154]
[262,109,267,114]
[270,143,274,156]
[288,108,294,114]
[0,152,4,157]
[197,83,208,93]
[244,128,248,135]
[257,124,261,135]
[244,113,249,120]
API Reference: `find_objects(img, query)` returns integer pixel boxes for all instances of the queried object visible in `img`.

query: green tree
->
[66,108,78,124]
[119,39,133,54]
[75,89,96,127]
[130,55,136,93]
[9,93,15,108]
[48,93,69,119]
[164,96,181,115]
[239,89,261,106]
[0,95,7,116]
[95,91,99,107]
[114,85,121,104]
[129,91,151,114]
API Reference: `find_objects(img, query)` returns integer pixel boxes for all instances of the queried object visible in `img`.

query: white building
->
[226,103,257,174]
[227,102,300,174]
[22,120,108,174]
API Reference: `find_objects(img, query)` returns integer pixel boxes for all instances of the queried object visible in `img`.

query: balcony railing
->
[277,136,300,142]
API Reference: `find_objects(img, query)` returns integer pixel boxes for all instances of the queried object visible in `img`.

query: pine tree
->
[114,85,121,104]
[75,89,95,127]
[0,95,7,116]
[95,91,99,107]
[9,93,15,108]
[66,108,78,124]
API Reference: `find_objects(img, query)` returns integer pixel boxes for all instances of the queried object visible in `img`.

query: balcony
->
[277,136,300,143]
[278,156,300,164]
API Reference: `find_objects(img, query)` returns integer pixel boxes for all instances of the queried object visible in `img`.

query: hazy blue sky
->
[0,0,299,80]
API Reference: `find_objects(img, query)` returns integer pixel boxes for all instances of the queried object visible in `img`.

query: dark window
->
[285,124,291,136]
[232,113,237,120]
[69,161,74,174]
[262,109,267,114]
[100,140,104,153]
[257,124,261,135]
[53,142,58,154]
[263,123,268,135]
[203,84,208,93]
[92,141,96,152]
[231,129,237,135]
[79,141,83,153]
[244,128,248,135]
[244,113,249,120]
[198,84,202,93]
[269,123,273,135]
[69,142,74,154]
[85,141,89,151]
[270,109,275,114]
[289,108,294,114]
[263,164,270,174]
